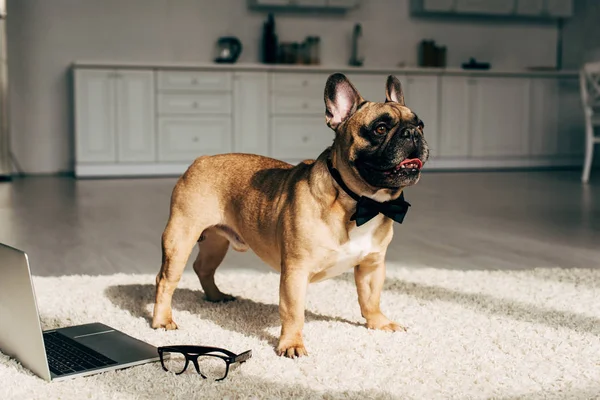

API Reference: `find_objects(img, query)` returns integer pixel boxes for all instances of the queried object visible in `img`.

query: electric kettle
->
[214,37,243,63]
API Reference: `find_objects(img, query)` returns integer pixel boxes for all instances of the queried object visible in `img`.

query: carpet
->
[1,266,600,400]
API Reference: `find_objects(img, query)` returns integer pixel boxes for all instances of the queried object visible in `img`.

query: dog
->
[152,73,429,358]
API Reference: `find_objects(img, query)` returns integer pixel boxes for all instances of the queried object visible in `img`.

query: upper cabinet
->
[249,0,360,11]
[455,0,515,15]
[411,0,573,19]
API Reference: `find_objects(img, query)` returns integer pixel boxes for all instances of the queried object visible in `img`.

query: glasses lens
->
[197,355,228,380]
[162,352,187,374]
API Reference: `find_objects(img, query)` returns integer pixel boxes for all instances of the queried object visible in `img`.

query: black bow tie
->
[326,159,411,227]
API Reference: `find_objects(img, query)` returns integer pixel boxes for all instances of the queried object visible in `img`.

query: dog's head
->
[324,73,429,191]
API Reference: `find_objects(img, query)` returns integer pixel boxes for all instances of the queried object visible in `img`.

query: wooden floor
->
[0,169,598,277]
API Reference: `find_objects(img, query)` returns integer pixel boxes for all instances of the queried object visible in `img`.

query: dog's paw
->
[205,292,236,303]
[151,318,178,330]
[366,317,407,332]
[276,340,308,358]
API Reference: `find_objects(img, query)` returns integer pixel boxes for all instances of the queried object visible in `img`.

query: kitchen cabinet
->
[412,0,572,19]
[470,77,530,157]
[75,69,116,163]
[73,63,582,177]
[75,69,154,163]
[439,76,471,157]
[115,71,156,162]
[422,0,455,12]
[515,0,544,16]
[455,0,515,15]
[158,117,232,162]
[403,75,440,158]
[556,78,585,156]
[546,0,573,17]
[271,117,333,160]
[233,72,269,156]
[529,78,559,156]
[250,0,359,10]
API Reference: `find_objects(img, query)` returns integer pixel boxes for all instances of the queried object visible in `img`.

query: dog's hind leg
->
[193,228,234,302]
[152,212,203,330]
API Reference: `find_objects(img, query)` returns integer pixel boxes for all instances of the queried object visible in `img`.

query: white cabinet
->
[471,77,530,157]
[73,65,582,177]
[116,71,156,162]
[546,0,573,17]
[75,69,155,163]
[423,0,455,12]
[404,75,440,158]
[158,117,232,162]
[455,0,515,15]
[344,74,389,103]
[529,79,559,156]
[271,117,333,160]
[233,72,269,156]
[516,0,544,15]
[439,76,471,157]
[75,69,116,163]
[556,78,585,157]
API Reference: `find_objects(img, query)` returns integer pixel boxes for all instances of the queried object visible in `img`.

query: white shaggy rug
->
[2,266,600,400]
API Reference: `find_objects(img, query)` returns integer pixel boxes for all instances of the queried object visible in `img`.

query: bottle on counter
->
[262,13,278,64]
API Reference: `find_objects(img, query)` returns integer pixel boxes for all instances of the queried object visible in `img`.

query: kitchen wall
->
[8,0,559,174]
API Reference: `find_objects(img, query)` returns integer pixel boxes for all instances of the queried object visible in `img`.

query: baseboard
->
[75,156,584,178]
[75,163,190,178]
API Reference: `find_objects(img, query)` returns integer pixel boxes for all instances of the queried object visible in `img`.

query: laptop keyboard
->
[44,331,117,376]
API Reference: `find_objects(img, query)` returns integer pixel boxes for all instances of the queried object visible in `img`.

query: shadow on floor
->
[334,273,600,336]
[104,284,363,349]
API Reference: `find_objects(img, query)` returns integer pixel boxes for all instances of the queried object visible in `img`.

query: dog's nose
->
[400,128,418,140]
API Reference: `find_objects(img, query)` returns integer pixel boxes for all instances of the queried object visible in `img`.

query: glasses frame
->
[157,345,252,381]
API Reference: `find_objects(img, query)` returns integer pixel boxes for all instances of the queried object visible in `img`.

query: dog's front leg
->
[354,260,406,332]
[277,267,310,358]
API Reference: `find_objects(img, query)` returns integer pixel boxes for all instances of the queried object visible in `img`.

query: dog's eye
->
[417,120,424,129]
[374,124,388,135]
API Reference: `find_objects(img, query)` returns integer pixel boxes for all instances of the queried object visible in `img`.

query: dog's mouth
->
[360,157,423,176]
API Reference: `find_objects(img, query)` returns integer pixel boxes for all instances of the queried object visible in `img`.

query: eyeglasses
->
[157,345,252,381]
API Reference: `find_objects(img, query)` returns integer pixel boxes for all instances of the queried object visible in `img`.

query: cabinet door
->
[471,78,530,157]
[254,0,291,5]
[556,78,585,157]
[327,0,359,7]
[158,117,232,162]
[116,70,156,162]
[295,0,327,5]
[529,79,559,156]
[439,76,471,157]
[545,0,573,17]
[404,75,440,158]
[455,0,515,14]
[344,74,393,104]
[233,72,269,156]
[75,69,116,163]
[423,0,455,12]
[271,117,333,160]
[516,0,544,15]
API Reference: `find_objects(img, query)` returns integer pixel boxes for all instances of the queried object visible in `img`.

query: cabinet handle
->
[302,80,308,87]
[192,102,199,108]
[407,78,414,84]
[302,136,309,143]
[192,136,199,143]
[302,102,308,109]
[467,79,477,85]
[192,78,199,85]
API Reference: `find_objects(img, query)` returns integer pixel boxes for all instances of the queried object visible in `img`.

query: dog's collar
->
[326,158,411,226]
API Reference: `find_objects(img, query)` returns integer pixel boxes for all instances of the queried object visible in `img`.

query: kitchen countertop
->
[72,61,579,78]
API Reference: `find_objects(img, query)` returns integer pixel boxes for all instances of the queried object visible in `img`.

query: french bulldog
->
[152,73,429,357]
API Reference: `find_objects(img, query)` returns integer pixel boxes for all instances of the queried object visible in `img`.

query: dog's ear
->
[385,75,405,106]
[324,73,363,130]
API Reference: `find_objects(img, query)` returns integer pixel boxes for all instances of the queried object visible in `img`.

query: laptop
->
[0,243,161,381]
